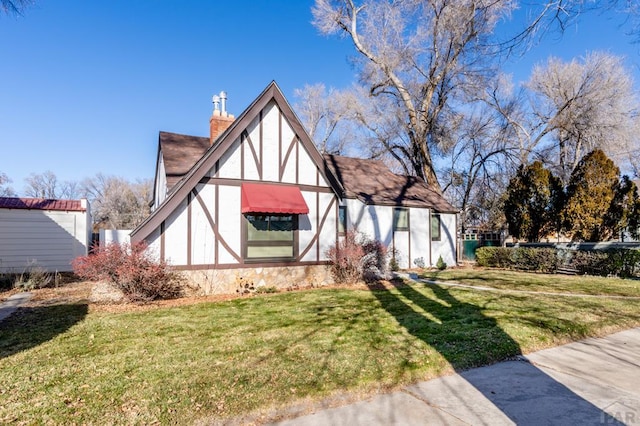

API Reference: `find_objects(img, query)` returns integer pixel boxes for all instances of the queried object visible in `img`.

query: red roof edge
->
[0,197,87,212]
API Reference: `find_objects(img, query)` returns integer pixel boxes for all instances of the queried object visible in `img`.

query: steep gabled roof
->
[159,132,210,190]
[324,154,457,213]
[131,81,343,243]
[0,197,86,212]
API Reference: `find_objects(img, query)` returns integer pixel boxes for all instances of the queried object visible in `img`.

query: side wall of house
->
[152,154,167,211]
[431,213,457,267]
[0,209,89,273]
[344,199,437,270]
[143,99,338,293]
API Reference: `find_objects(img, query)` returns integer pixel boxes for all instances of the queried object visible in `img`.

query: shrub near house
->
[476,246,640,278]
[72,242,183,302]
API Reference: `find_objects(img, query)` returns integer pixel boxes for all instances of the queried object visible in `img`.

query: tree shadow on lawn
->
[368,280,623,425]
[0,303,88,359]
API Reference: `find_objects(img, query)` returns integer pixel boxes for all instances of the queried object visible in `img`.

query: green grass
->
[421,268,640,296]
[2,272,640,424]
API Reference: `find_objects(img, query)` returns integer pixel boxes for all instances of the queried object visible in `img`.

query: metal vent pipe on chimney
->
[212,94,220,113]
[220,91,227,115]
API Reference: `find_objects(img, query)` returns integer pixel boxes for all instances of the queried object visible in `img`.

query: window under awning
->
[241,183,309,214]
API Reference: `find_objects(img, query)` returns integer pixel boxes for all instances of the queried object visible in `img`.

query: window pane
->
[247,245,294,258]
[394,208,409,230]
[338,206,347,233]
[247,215,293,241]
[431,214,441,241]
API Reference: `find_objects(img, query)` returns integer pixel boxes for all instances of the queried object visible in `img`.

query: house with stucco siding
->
[130,81,457,293]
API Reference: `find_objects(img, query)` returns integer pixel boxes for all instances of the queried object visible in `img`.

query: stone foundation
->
[180,264,335,295]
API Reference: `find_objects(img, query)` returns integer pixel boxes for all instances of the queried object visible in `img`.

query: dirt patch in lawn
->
[1,279,402,315]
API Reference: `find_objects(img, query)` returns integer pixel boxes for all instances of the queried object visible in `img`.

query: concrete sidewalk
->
[0,292,32,322]
[273,328,640,425]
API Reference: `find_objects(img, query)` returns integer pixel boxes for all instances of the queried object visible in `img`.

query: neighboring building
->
[0,197,92,273]
[130,81,457,294]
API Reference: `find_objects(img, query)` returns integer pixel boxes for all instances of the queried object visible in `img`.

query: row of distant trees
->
[0,171,151,229]
[503,150,639,243]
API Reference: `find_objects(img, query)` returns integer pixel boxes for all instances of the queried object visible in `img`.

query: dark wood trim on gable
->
[198,177,334,193]
[243,130,262,180]
[160,221,165,261]
[278,108,282,181]
[259,109,263,179]
[279,135,297,182]
[131,81,344,244]
[240,132,245,180]
[187,191,192,266]
[295,138,299,184]
[214,185,219,265]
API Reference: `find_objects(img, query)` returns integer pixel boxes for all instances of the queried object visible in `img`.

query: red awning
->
[241,183,309,214]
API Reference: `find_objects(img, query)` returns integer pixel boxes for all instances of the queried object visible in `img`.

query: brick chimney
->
[210,91,235,145]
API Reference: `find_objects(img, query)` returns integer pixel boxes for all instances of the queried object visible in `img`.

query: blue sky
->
[1,1,638,195]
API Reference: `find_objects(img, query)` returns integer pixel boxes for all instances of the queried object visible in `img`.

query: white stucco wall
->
[190,184,216,265]
[153,154,167,211]
[431,213,457,267]
[0,207,90,273]
[410,207,431,268]
[218,139,242,179]
[163,198,188,265]
[217,185,242,263]
[100,229,131,246]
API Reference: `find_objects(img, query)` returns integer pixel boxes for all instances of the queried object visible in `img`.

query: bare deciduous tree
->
[0,0,33,15]
[24,170,81,199]
[313,0,519,188]
[0,172,16,197]
[82,174,152,229]
[294,83,361,154]
[503,52,640,183]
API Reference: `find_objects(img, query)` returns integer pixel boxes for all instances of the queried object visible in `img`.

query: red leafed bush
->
[72,242,183,302]
[326,230,389,283]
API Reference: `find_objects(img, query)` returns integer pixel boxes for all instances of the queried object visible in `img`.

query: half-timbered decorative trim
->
[194,190,242,263]
[299,197,336,260]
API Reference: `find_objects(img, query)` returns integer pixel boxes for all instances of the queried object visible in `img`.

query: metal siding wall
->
[0,209,88,272]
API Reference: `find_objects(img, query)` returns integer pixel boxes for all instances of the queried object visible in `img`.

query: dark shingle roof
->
[159,131,210,190]
[324,154,457,212]
[0,197,86,212]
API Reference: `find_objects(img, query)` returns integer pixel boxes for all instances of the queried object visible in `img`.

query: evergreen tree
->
[604,175,640,241]
[563,149,620,241]
[503,161,563,242]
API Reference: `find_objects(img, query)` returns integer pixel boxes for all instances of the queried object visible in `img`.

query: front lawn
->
[420,268,640,296]
[1,271,640,424]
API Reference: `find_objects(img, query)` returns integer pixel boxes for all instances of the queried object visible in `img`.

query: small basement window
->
[245,214,296,260]
[393,207,409,231]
